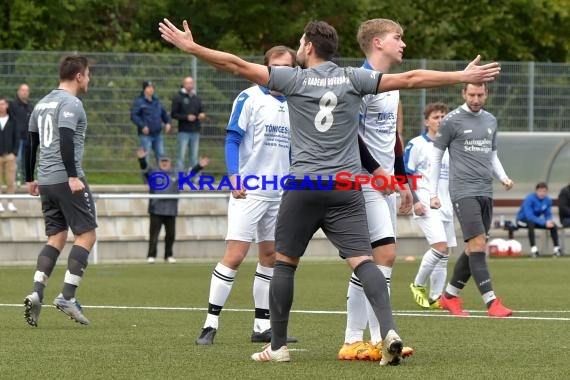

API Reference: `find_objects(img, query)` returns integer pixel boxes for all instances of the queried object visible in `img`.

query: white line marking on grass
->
[1,304,570,321]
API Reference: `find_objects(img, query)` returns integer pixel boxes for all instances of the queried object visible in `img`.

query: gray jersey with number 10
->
[28,89,87,186]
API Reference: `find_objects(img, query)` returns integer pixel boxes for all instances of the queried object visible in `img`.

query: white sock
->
[253,263,273,332]
[414,248,444,287]
[445,284,462,297]
[531,246,538,253]
[204,262,237,329]
[429,254,449,301]
[344,273,367,344]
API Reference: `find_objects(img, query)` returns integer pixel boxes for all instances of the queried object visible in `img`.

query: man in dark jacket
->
[0,96,18,212]
[137,147,209,263]
[131,81,172,165]
[559,180,570,228]
[171,76,207,170]
[9,83,34,184]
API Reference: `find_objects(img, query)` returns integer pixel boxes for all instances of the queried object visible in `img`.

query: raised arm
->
[378,55,501,93]
[159,19,270,86]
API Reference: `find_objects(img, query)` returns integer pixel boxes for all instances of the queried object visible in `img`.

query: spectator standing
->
[138,147,209,263]
[9,83,34,185]
[171,76,207,170]
[131,81,172,165]
[0,96,18,212]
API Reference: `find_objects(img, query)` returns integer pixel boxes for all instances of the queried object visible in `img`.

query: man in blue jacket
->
[516,182,562,257]
[131,81,172,165]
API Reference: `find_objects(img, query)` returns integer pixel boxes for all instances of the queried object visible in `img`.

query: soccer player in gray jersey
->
[159,18,501,365]
[23,55,96,327]
[428,83,514,318]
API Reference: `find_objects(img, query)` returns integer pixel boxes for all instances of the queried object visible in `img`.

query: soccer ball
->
[488,238,509,256]
[506,239,522,256]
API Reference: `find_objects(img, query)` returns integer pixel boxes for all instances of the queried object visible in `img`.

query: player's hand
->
[137,147,146,159]
[502,178,514,190]
[462,55,501,83]
[159,19,197,53]
[26,181,39,196]
[188,114,197,122]
[164,123,172,134]
[142,126,150,135]
[198,156,210,168]
[546,220,555,228]
[68,177,85,195]
[230,174,246,199]
[371,167,394,196]
[413,201,426,216]
[430,196,441,209]
[399,187,413,214]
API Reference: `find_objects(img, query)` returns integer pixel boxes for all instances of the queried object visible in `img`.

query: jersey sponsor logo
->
[375,112,396,122]
[463,129,473,134]
[63,111,75,118]
[463,138,492,153]
[487,128,492,135]
[265,124,289,134]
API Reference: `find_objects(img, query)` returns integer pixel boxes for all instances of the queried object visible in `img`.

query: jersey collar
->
[362,60,373,70]
[421,132,433,142]
[258,85,286,102]
[461,103,483,115]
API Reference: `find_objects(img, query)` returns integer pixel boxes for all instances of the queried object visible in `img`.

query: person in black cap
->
[137,147,209,263]
[131,81,172,165]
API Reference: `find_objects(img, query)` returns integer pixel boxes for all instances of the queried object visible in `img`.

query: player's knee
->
[432,242,448,254]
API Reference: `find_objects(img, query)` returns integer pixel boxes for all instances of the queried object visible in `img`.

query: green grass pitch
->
[1,257,569,379]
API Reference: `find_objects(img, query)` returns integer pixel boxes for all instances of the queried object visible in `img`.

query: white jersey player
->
[405,102,457,308]
[195,46,298,346]
[339,18,415,362]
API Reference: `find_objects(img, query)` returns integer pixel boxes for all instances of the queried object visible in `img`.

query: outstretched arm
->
[159,19,270,86]
[378,55,501,92]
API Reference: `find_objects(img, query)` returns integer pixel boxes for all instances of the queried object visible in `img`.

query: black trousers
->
[148,214,176,259]
[517,219,559,247]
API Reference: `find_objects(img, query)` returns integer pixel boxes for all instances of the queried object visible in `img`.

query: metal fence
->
[1,51,569,177]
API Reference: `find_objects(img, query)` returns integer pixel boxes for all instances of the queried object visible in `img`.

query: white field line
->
[1,303,570,321]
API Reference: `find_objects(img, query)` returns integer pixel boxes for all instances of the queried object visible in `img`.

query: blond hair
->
[357,19,403,54]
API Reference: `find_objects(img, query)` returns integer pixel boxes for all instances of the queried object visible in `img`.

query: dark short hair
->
[59,55,89,81]
[264,46,296,67]
[536,182,548,190]
[462,82,487,92]
[303,21,338,61]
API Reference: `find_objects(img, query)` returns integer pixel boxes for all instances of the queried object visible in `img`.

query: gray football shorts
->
[453,196,492,242]
[39,178,98,236]
[275,187,372,259]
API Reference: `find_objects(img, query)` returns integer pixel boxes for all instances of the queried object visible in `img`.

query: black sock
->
[445,251,471,299]
[33,245,61,301]
[62,245,89,300]
[269,260,296,350]
[354,259,395,338]
[468,252,494,305]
